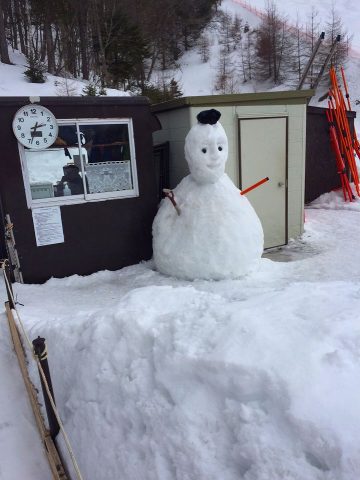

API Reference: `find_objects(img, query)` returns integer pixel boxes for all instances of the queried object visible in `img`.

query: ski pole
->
[241,177,269,195]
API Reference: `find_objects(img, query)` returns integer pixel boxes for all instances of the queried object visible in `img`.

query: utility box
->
[152,90,313,249]
[0,96,159,283]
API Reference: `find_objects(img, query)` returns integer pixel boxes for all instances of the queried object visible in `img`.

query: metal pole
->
[297,32,325,90]
[312,35,341,92]
[32,336,60,440]
[2,259,15,309]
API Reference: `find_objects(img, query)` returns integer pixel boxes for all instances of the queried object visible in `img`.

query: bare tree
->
[325,5,350,71]
[255,1,292,84]
[198,32,210,62]
[214,46,237,93]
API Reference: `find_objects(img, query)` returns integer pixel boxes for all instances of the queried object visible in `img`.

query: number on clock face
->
[12,104,59,150]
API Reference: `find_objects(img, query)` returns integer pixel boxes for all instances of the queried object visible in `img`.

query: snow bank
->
[13,205,360,480]
[310,186,360,211]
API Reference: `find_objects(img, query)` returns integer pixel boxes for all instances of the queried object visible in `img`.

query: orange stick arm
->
[241,177,269,195]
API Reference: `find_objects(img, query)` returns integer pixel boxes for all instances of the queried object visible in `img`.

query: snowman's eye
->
[218,146,223,151]
[202,148,207,153]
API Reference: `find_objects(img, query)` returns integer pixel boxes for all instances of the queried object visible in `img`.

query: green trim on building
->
[151,90,314,113]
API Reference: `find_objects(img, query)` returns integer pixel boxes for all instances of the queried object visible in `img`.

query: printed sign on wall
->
[32,206,64,246]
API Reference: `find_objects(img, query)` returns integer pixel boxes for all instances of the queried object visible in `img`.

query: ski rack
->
[327,66,360,197]
[325,107,354,201]
[297,33,341,91]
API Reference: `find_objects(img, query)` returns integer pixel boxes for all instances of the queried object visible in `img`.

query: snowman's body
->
[152,110,264,280]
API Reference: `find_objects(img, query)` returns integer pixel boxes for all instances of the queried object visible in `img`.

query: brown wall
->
[0,97,159,283]
[306,106,355,203]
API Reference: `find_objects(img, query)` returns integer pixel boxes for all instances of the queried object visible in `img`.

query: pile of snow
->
[5,191,358,480]
[310,184,360,211]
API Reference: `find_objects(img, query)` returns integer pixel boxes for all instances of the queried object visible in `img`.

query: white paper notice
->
[32,206,64,246]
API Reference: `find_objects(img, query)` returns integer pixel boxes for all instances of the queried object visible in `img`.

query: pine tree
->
[24,51,46,83]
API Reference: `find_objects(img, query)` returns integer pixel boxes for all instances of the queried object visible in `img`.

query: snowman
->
[152,109,264,280]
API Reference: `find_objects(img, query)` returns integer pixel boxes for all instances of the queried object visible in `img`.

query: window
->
[20,119,139,207]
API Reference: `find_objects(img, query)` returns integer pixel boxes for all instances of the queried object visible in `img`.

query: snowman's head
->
[185,109,228,184]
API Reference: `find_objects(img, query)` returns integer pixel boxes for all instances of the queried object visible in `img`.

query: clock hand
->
[30,121,47,143]
[30,122,46,131]
[30,121,39,143]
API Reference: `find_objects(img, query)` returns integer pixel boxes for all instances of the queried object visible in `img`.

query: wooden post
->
[5,303,69,480]
[32,336,60,440]
[2,260,15,309]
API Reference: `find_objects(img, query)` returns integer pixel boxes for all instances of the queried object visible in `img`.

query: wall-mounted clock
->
[12,104,59,150]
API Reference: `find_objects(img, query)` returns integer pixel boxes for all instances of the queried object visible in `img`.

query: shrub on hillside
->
[24,52,46,83]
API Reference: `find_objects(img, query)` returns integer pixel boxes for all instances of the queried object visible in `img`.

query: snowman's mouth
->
[207,162,222,169]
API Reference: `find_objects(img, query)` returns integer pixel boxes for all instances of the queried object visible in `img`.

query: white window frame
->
[19,118,139,209]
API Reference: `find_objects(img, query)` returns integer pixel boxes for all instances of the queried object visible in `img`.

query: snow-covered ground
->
[1,189,359,480]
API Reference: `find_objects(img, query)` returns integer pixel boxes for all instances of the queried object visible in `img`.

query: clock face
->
[12,104,59,150]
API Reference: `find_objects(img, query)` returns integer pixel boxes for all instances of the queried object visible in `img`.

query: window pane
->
[79,124,134,194]
[25,124,87,199]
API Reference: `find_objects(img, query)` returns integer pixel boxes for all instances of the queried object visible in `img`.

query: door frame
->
[238,115,289,248]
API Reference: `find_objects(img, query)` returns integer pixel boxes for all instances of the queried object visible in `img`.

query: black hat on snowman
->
[196,109,221,125]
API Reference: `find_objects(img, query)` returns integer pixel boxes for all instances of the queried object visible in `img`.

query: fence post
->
[2,259,15,309]
[32,336,60,440]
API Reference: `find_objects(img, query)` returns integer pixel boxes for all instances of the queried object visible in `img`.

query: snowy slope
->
[233,0,360,51]
[164,0,360,127]
[0,50,129,97]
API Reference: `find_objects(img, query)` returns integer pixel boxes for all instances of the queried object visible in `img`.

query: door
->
[153,142,170,202]
[239,117,287,249]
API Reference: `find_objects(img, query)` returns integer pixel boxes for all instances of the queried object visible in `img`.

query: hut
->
[152,90,314,249]
[0,96,159,283]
